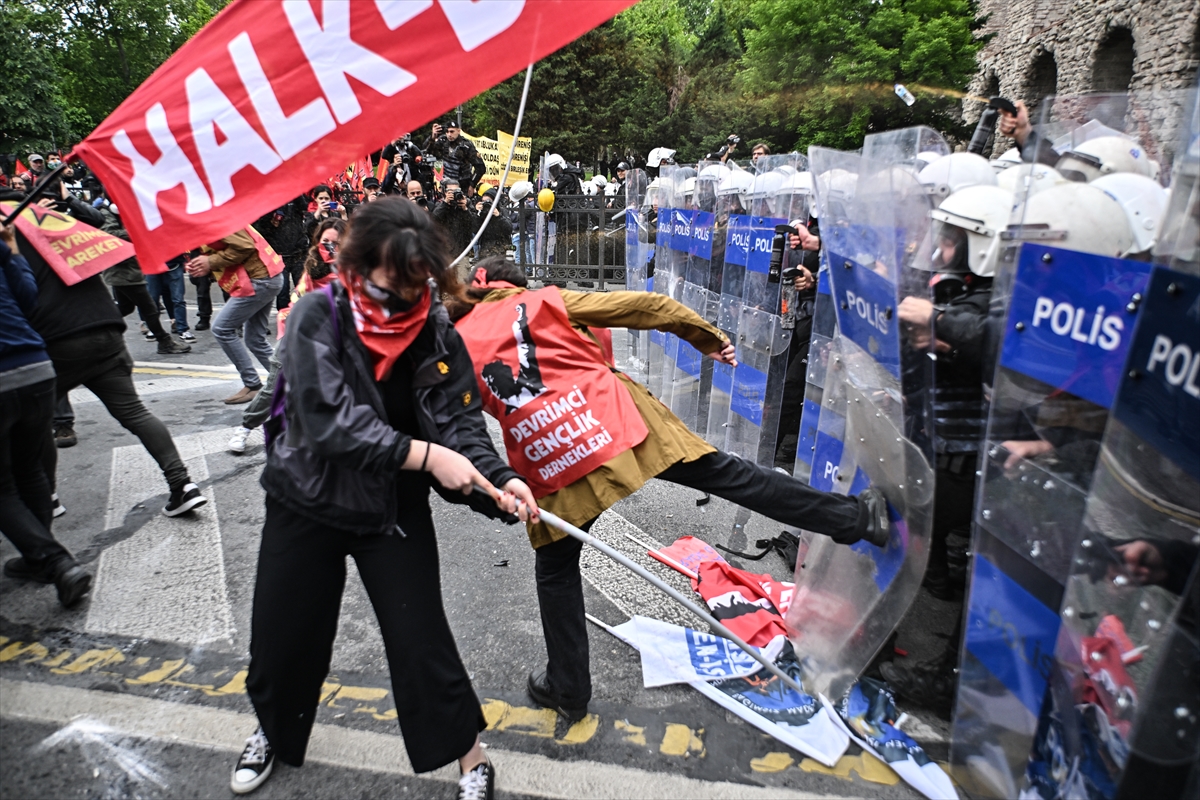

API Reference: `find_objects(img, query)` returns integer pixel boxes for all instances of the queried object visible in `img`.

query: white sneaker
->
[228,427,251,454]
[179,330,196,341]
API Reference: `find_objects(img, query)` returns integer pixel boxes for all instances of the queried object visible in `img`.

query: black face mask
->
[364,279,420,313]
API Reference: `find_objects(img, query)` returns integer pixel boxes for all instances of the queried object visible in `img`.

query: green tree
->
[0,4,72,156]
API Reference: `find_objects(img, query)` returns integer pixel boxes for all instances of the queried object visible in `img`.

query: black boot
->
[879,650,958,718]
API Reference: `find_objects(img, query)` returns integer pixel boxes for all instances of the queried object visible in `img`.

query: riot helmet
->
[1014,182,1135,258]
[991,147,1023,173]
[508,180,534,203]
[1055,135,1155,183]
[545,153,567,179]
[1091,173,1169,256]
[814,167,857,221]
[928,185,1014,277]
[997,163,1069,197]
[715,167,753,217]
[917,152,997,199]
[775,170,815,222]
[647,147,676,168]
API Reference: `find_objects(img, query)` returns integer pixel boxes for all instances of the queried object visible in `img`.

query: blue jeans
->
[213,275,283,390]
[146,264,189,333]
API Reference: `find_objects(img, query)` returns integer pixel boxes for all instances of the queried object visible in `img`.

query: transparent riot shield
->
[645,168,671,399]
[725,154,797,466]
[705,163,754,448]
[662,166,705,430]
[948,245,1155,797]
[1016,265,1200,800]
[672,162,720,436]
[783,142,939,700]
[621,168,651,384]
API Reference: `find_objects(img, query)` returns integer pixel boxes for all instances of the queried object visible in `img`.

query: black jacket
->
[426,136,484,188]
[261,282,520,535]
[432,201,475,255]
[473,205,512,258]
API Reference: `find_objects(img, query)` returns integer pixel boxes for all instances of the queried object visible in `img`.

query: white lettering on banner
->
[1031,296,1123,351]
[509,388,588,442]
[1147,335,1200,398]
[730,231,749,248]
[112,104,213,230]
[282,0,416,125]
[228,33,335,160]
[186,68,283,206]
[375,0,433,29]
[695,227,710,242]
[845,290,889,335]
[438,0,526,52]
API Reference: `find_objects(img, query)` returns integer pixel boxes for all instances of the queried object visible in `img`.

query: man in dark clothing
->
[0,225,92,608]
[472,189,513,261]
[254,198,309,310]
[432,180,475,258]
[774,224,820,469]
[0,189,209,519]
[425,121,485,192]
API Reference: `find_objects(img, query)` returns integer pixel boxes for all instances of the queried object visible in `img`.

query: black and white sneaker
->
[230,726,274,795]
[52,493,66,518]
[163,483,207,517]
[457,760,494,800]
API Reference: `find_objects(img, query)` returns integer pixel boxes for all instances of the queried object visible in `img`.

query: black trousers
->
[247,495,485,773]
[535,449,867,704]
[42,329,189,491]
[0,378,72,567]
[111,283,167,339]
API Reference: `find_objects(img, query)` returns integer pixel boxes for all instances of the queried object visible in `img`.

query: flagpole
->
[2,162,72,226]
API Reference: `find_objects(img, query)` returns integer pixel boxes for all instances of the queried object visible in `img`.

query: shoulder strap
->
[320,283,341,345]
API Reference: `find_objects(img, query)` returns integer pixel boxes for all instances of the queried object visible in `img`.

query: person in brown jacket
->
[186,230,284,404]
[452,260,889,723]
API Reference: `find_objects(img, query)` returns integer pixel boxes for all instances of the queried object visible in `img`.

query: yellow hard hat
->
[537,188,555,212]
[476,182,492,196]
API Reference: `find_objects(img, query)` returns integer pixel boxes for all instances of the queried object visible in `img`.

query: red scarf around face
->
[342,271,431,381]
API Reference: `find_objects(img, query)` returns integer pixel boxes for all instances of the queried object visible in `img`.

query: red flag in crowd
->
[14,159,28,178]
[374,156,388,184]
[0,202,136,284]
[72,0,637,269]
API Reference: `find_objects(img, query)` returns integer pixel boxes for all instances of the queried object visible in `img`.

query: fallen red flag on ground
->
[73,0,637,270]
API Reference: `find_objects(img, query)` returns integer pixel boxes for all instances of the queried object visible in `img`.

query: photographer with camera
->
[426,120,485,193]
[381,134,434,197]
[405,180,432,213]
[706,135,742,164]
[472,188,512,261]
[772,222,820,470]
[432,179,475,258]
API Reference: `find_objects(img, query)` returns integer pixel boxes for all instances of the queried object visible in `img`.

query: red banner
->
[0,202,136,285]
[73,0,636,270]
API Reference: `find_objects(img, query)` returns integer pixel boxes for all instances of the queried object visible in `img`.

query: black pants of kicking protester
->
[535,448,868,705]
[111,284,168,340]
[247,495,485,773]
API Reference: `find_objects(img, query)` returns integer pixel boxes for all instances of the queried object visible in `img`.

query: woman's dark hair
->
[339,197,459,295]
[312,184,332,199]
[303,217,347,276]
[446,257,527,321]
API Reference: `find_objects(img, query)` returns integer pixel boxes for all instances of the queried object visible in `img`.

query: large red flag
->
[72,0,637,269]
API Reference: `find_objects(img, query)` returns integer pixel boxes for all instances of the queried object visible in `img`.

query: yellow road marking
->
[132,367,238,379]
[614,719,646,745]
[799,753,899,786]
[659,723,705,757]
[750,752,794,772]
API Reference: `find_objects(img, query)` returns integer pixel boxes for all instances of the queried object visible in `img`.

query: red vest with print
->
[456,287,648,498]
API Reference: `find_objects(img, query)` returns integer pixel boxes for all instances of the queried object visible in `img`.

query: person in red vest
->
[452,259,889,723]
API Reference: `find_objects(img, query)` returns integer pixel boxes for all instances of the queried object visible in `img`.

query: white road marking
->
[88,429,238,648]
[70,376,236,405]
[1,679,834,799]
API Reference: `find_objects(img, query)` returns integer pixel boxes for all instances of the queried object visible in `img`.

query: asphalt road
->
[0,294,960,800]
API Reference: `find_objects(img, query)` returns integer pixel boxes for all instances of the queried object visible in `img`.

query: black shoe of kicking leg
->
[163,483,207,517]
[4,557,57,584]
[458,759,494,800]
[55,563,92,608]
[880,657,957,718]
[231,726,274,795]
[858,486,890,548]
[526,670,588,723]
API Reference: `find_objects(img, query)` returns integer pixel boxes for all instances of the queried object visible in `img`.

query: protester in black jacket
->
[432,180,475,258]
[472,190,512,260]
[254,197,309,310]
[235,198,536,799]
[0,188,208,519]
[425,121,484,191]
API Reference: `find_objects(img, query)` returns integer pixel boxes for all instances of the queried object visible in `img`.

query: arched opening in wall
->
[982,72,1000,101]
[1092,27,1135,93]
[1025,50,1058,124]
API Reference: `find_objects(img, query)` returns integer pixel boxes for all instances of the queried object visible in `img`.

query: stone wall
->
[965,0,1199,160]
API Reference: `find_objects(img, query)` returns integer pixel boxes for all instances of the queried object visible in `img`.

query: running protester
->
[234,199,538,800]
[451,260,889,723]
[228,218,345,454]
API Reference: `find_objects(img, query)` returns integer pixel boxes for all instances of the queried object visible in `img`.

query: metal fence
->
[516,195,626,289]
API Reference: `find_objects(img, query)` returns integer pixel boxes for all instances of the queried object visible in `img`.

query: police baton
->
[473,484,809,697]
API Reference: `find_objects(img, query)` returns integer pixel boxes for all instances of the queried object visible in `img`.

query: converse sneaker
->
[228,427,251,454]
[52,493,66,518]
[457,760,494,800]
[230,726,274,795]
[163,483,207,517]
[179,330,196,341]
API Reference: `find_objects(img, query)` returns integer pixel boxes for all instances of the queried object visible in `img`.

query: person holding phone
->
[303,184,347,241]
[231,199,537,799]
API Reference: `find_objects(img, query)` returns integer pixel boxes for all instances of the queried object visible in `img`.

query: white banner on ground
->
[613,616,783,688]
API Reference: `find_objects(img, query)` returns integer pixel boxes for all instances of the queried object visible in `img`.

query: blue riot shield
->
[783,144,938,699]
[646,169,672,400]
[672,163,720,435]
[948,244,1154,797]
[706,165,754,448]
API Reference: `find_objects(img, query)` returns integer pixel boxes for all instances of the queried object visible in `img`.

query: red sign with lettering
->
[72,0,636,269]
[0,202,136,285]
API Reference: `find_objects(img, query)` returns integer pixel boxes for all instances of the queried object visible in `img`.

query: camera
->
[768,224,800,284]
[451,189,465,204]
[415,197,429,209]
[727,134,741,146]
